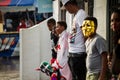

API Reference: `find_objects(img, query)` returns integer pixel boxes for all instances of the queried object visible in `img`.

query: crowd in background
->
[3,9,52,32]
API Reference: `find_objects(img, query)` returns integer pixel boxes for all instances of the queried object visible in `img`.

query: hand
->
[52,67,58,72]
[107,55,112,69]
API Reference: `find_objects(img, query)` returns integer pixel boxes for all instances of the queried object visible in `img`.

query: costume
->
[52,30,72,80]
[37,61,66,80]
[85,34,107,80]
[82,20,95,38]
[68,9,87,80]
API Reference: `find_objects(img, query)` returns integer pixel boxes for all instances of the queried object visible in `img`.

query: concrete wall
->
[20,1,62,80]
[20,19,51,80]
[53,0,60,21]
[93,0,107,39]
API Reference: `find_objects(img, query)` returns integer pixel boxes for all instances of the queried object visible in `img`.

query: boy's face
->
[55,24,64,35]
[81,20,95,38]
[47,23,53,31]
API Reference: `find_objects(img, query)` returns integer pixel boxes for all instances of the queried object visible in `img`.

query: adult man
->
[47,18,59,64]
[61,0,88,80]
[81,17,108,80]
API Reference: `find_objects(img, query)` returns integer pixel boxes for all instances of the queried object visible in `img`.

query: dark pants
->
[52,49,57,59]
[68,52,87,80]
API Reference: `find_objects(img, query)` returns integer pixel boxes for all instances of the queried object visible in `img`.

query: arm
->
[95,37,108,80]
[107,52,113,70]
[99,51,108,80]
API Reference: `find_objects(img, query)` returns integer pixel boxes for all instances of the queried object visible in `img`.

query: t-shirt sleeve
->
[77,11,88,27]
[96,37,108,54]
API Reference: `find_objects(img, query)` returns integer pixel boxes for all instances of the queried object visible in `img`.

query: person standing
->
[108,9,120,80]
[81,17,108,80]
[52,21,72,80]
[61,0,88,80]
[17,17,27,31]
[47,18,59,64]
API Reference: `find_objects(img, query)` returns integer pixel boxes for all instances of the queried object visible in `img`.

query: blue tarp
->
[0,0,35,6]
[0,33,19,57]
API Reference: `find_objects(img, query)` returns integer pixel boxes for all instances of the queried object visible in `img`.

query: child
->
[52,21,72,80]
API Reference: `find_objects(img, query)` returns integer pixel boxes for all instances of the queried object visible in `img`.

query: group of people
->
[46,0,120,80]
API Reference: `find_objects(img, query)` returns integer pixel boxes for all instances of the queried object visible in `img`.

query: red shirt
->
[17,23,27,31]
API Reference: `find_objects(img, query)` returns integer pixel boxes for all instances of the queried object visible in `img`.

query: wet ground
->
[0,56,20,80]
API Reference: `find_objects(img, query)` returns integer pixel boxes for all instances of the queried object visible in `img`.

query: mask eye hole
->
[87,24,90,26]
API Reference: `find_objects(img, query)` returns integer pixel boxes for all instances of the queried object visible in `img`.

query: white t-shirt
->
[68,9,88,53]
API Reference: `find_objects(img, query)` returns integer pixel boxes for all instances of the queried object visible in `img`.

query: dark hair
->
[57,21,67,30]
[111,9,120,45]
[47,18,56,25]
[65,0,77,6]
[112,9,120,15]
[84,16,98,28]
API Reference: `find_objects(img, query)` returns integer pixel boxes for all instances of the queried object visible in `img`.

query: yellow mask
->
[81,20,95,37]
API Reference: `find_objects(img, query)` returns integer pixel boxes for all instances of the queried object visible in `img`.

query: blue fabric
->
[0,33,19,57]
[0,0,35,6]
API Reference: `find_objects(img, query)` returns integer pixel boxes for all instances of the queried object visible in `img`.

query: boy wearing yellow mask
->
[81,17,108,80]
